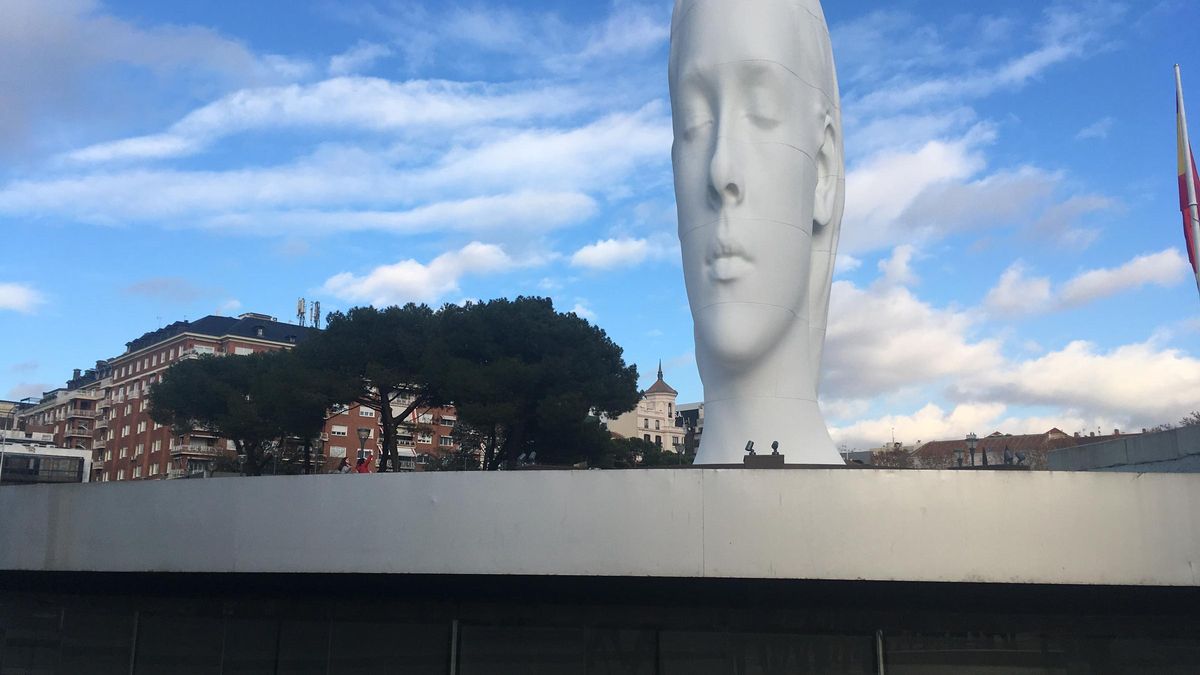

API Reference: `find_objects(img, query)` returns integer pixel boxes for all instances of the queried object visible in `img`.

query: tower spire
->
[657,360,663,381]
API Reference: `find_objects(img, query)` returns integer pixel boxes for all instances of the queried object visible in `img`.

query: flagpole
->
[1177,64,1200,298]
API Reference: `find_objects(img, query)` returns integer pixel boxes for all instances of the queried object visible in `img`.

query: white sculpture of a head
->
[669,0,845,464]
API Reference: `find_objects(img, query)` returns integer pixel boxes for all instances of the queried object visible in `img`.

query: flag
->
[1176,65,1200,297]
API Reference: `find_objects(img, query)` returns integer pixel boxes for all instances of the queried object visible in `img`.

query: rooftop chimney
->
[72,368,81,379]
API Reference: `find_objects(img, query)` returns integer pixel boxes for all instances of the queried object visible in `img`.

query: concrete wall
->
[1,468,1198,587]
[1047,426,1200,472]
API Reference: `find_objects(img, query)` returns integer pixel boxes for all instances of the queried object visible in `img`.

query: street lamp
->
[953,446,963,468]
[966,432,977,467]
[356,427,371,463]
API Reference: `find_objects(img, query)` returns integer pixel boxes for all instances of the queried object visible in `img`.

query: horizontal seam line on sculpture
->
[672,59,839,111]
[679,219,815,235]
[694,301,800,318]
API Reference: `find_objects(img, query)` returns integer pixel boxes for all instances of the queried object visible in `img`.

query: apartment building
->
[19,313,316,482]
[320,399,461,471]
[19,311,465,480]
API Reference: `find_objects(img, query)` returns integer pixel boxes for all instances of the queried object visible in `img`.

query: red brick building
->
[19,311,465,480]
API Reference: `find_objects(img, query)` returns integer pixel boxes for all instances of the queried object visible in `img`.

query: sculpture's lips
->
[707,242,753,282]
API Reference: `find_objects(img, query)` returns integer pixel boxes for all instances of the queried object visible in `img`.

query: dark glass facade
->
[1,574,1197,673]
[0,454,84,486]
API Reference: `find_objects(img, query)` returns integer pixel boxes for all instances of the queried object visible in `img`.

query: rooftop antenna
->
[297,298,307,327]
[312,301,321,328]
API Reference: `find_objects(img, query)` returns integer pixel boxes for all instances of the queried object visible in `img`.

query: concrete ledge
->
[2,469,1198,587]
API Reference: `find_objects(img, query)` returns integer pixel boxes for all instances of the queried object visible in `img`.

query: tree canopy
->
[295,304,447,472]
[148,350,337,476]
[436,297,640,469]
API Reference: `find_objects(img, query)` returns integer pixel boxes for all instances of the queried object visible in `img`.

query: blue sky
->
[2,0,1199,449]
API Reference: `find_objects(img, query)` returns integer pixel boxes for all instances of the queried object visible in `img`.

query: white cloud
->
[876,244,918,287]
[0,282,45,313]
[985,249,1189,317]
[834,253,862,274]
[66,77,590,163]
[823,280,1003,399]
[570,236,676,270]
[841,133,987,253]
[328,41,392,76]
[570,301,597,321]
[964,339,1200,424]
[1076,116,1114,140]
[846,4,1122,115]
[1027,194,1113,247]
[7,107,668,237]
[217,299,242,315]
[6,382,54,400]
[830,402,1008,450]
[0,0,309,154]
[1060,249,1189,307]
[984,263,1053,316]
[321,242,532,305]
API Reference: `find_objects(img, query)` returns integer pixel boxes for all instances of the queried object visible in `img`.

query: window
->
[117,469,125,480]
[357,446,370,461]
[168,348,175,359]
[329,446,347,458]
[121,425,130,438]
[655,435,662,447]
[359,408,376,417]
[135,443,143,456]
[137,421,146,433]
[152,440,160,452]
[643,419,649,429]
[418,413,433,424]
[330,425,348,437]
[151,355,157,366]
[133,466,142,478]
[397,432,414,446]
[439,436,455,447]
[104,449,112,461]
[235,347,253,356]
[194,345,215,355]
[149,465,159,476]
[168,437,174,449]
[655,419,660,430]
[643,434,651,442]
[124,404,131,415]
[441,415,456,426]
[417,432,433,445]
[668,403,673,417]
[119,446,127,458]
[140,400,147,412]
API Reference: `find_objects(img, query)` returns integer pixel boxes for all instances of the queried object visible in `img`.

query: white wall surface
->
[1,469,1197,586]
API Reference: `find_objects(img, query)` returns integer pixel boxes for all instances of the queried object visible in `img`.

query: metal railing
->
[171,444,225,456]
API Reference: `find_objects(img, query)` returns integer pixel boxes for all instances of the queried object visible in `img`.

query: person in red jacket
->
[354,456,373,474]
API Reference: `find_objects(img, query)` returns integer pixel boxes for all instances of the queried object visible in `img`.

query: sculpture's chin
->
[693,302,792,367]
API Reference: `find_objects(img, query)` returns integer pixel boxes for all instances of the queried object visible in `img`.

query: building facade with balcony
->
[19,313,317,482]
[319,400,462,472]
[605,362,684,452]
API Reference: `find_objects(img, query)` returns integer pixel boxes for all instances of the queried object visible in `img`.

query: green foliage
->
[296,304,446,472]
[148,350,337,476]
[437,297,640,469]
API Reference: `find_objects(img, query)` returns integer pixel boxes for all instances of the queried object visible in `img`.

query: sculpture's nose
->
[708,134,743,210]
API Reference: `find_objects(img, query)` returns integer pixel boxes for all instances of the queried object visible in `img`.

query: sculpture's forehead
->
[671,0,829,82]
